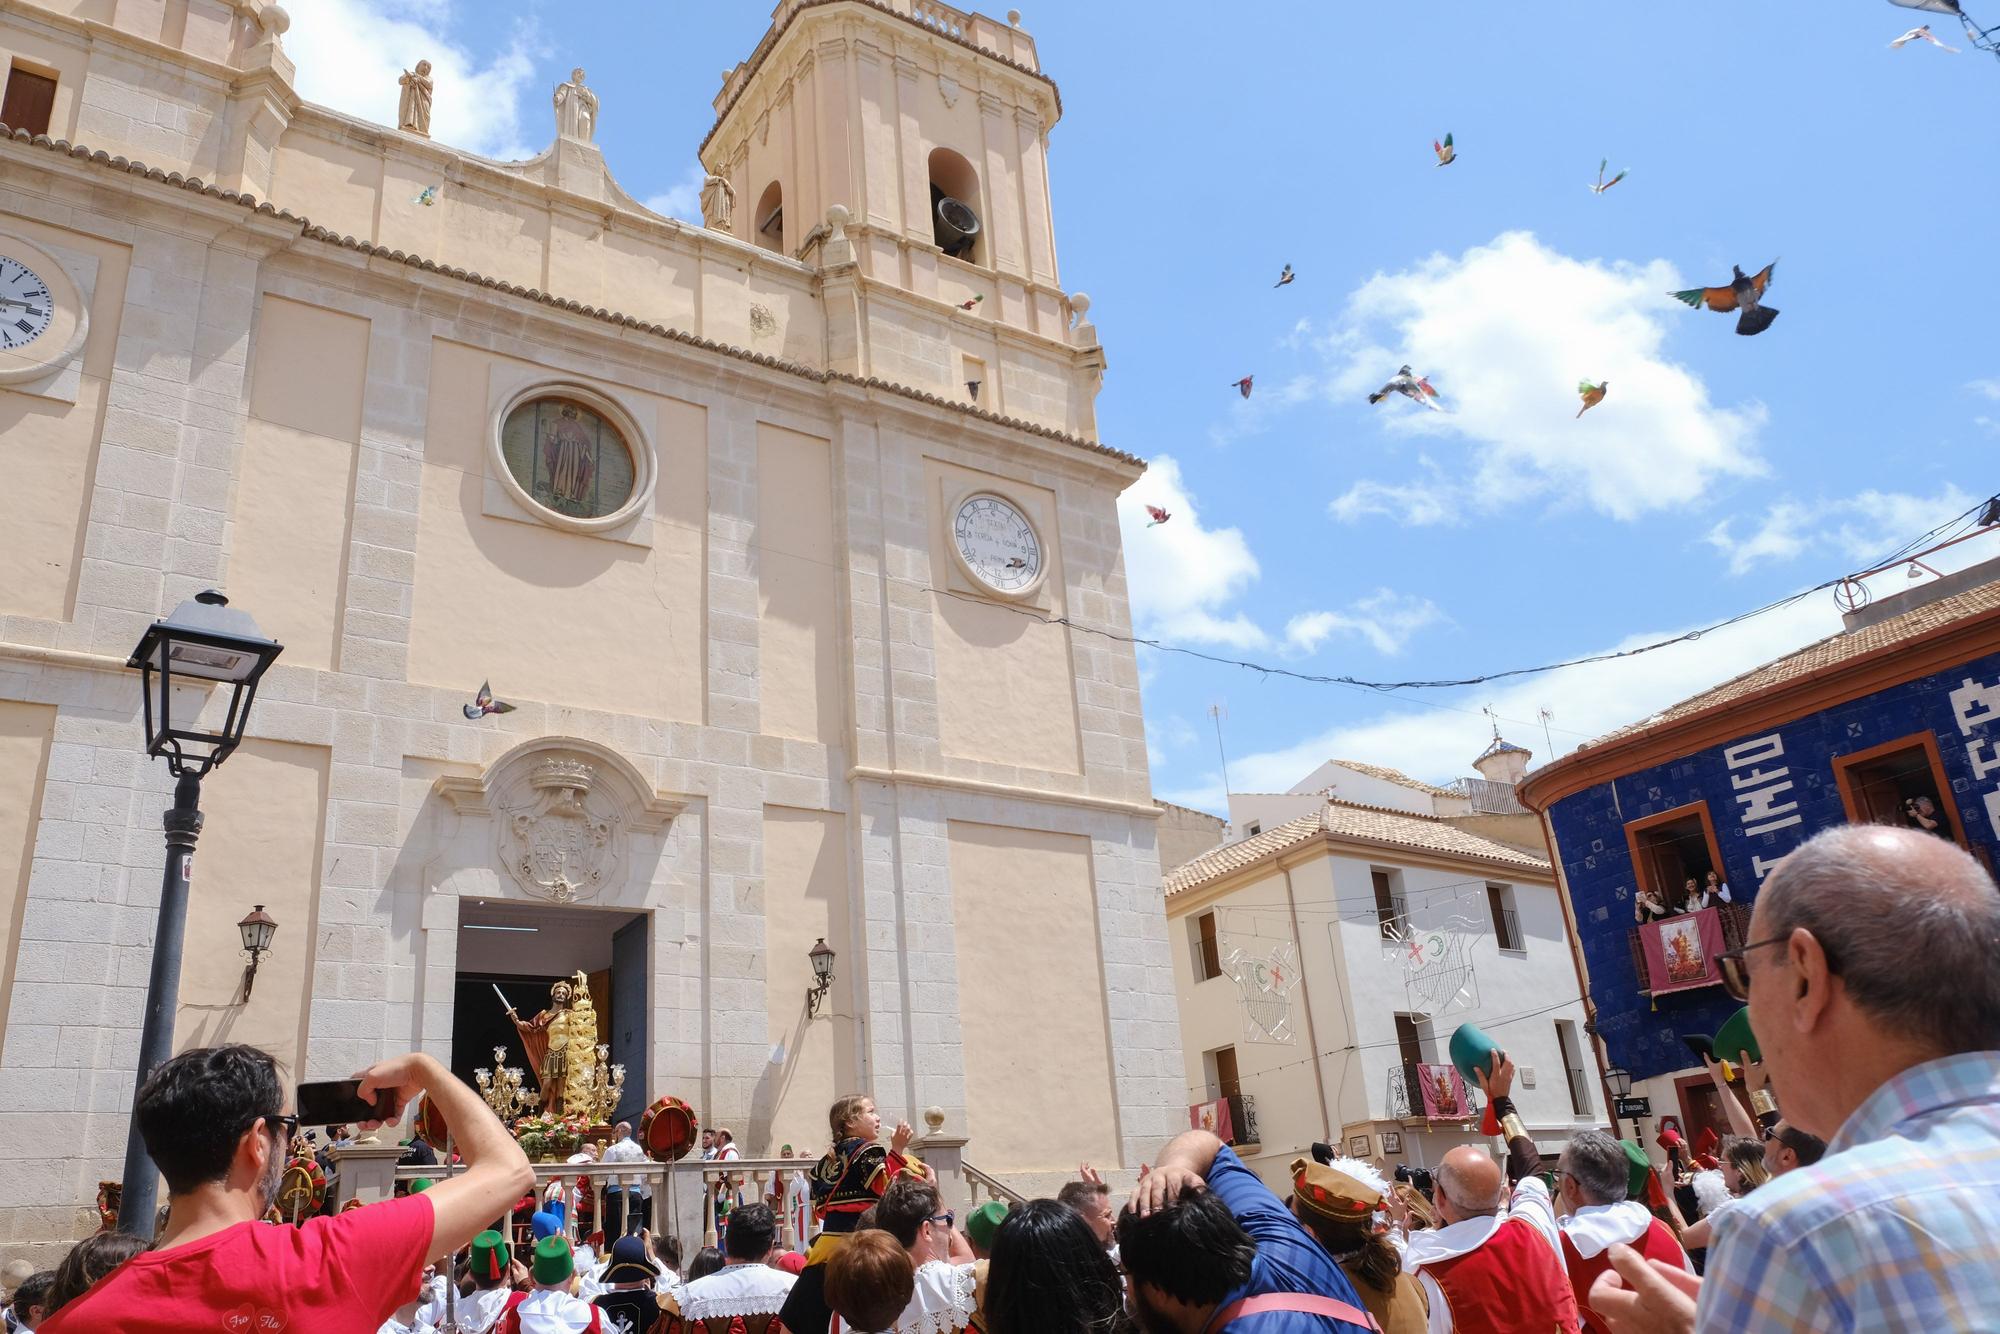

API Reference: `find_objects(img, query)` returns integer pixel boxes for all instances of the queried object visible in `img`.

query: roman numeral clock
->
[0,232,89,388]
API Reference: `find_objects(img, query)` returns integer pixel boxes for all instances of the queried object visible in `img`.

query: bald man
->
[1395,1057,1579,1332]
[1594,825,2000,1332]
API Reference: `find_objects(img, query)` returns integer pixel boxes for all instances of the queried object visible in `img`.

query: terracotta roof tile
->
[1575,578,2000,754]
[1324,760,1458,799]
[1165,799,1548,897]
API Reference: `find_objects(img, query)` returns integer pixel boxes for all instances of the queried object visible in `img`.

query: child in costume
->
[775,1094,922,1334]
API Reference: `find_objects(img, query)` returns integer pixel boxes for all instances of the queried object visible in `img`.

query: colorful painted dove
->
[1145,505,1172,527]
[1274,264,1295,288]
[1890,24,1961,50]
[1232,376,1254,399]
[1590,160,1628,194]
[1670,260,1779,336]
[1433,133,1456,167]
[1577,380,1608,417]
[1367,365,1443,411]
[463,681,517,720]
[958,294,984,310]
[414,185,440,206]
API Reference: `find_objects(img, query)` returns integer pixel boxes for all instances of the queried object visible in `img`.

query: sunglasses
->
[1718,929,1840,1001]
[264,1113,300,1142]
[927,1211,955,1229]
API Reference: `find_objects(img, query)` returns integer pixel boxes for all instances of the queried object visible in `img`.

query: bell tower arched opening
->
[928,147,983,265]
[755,180,785,254]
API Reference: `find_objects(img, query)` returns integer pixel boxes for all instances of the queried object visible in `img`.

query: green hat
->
[531,1234,575,1286]
[410,1178,434,1194]
[1620,1138,1652,1200]
[965,1199,1008,1251]
[470,1230,511,1282]
[1715,1006,1761,1067]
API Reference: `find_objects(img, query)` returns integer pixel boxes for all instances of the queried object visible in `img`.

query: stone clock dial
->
[0,255,54,351]
[952,493,1041,594]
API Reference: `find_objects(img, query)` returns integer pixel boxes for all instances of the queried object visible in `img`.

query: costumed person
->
[497,1236,601,1334]
[1287,1156,1428,1333]
[779,1145,814,1250]
[776,1095,922,1334]
[1548,1130,1693,1333]
[673,1202,793,1329]
[507,978,577,1116]
[418,1231,514,1333]
[1655,1120,1687,1180]
[1394,1055,1580,1332]
[591,1235,663,1334]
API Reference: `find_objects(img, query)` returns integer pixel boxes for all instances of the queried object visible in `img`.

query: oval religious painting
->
[499,395,638,521]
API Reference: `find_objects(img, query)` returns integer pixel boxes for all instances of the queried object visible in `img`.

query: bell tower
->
[701,2,1083,363]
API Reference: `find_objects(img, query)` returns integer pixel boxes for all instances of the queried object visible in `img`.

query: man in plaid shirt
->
[1593,824,2000,1331]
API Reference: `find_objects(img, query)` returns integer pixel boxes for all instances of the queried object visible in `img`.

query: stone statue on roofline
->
[701,171,736,233]
[554,67,598,142]
[398,59,433,137]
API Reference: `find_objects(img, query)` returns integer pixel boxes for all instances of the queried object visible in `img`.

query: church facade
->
[0,0,1180,1250]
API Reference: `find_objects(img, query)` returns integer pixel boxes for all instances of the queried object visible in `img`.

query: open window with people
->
[1832,732,1965,846]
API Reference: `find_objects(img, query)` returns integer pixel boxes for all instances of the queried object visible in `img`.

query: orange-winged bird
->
[1671,261,1779,336]
[1577,380,1608,417]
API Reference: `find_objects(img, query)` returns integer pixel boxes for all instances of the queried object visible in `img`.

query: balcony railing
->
[1565,1065,1593,1116]
[1387,1063,1481,1123]
[911,0,968,37]
[1492,906,1523,952]
[1627,902,1752,996]
[1226,1092,1260,1148]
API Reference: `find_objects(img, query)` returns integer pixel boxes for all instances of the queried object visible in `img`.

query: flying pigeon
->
[1274,264,1296,288]
[1577,380,1608,417]
[1433,133,1456,167]
[1232,376,1255,398]
[1145,505,1172,527]
[1367,365,1443,411]
[1590,160,1628,194]
[1670,260,1779,336]
[1003,556,1029,570]
[463,681,517,720]
[414,185,439,207]
[1890,24,1960,50]
[958,294,985,310]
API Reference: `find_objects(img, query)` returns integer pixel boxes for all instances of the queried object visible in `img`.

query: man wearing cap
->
[1394,1056,1580,1333]
[1548,1129,1689,1333]
[497,1235,601,1334]
[962,1201,1006,1260]
[416,1231,514,1334]
[592,1235,663,1334]
[1289,1157,1427,1333]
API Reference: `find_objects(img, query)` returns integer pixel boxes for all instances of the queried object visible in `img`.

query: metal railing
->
[1626,902,1751,995]
[1386,1063,1481,1122]
[1226,1092,1260,1148]
[1564,1065,1593,1116]
[1492,906,1523,951]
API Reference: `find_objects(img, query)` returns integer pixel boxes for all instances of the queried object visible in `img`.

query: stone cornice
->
[0,125,1141,471]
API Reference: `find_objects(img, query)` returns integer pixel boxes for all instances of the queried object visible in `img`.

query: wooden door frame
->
[1622,800,1726,900]
[1829,730,1969,850]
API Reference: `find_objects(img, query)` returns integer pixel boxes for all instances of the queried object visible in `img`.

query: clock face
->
[0,256,53,351]
[953,494,1041,594]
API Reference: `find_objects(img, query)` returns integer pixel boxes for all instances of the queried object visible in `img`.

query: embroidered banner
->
[1414,1064,1473,1121]
[1640,906,1727,995]
[1189,1097,1234,1143]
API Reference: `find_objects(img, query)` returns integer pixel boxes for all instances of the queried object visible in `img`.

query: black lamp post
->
[1606,1064,1635,1139]
[118,590,281,1234]
[238,905,279,1001]
[806,937,836,1017]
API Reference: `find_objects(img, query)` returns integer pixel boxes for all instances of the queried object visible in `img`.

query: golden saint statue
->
[506,972,600,1116]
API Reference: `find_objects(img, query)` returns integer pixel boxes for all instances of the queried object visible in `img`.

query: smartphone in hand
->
[295,1079,396,1127]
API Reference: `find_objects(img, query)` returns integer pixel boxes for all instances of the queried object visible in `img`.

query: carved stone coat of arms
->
[499,758,623,903]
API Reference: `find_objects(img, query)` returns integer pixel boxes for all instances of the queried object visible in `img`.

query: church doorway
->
[451,898,649,1125]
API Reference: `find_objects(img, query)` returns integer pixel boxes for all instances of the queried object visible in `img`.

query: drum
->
[639,1095,699,1162]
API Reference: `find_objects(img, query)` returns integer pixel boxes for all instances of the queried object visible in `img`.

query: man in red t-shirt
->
[44,1045,533,1332]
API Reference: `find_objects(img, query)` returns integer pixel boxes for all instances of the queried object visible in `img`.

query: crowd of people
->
[5,823,1996,1332]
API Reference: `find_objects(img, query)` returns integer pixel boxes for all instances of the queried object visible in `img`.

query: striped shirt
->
[1695,1050,2000,1331]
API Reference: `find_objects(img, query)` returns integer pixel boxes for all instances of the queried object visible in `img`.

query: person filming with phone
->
[40,1044,533,1332]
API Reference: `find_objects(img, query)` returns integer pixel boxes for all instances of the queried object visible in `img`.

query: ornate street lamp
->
[237,905,279,1000]
[118,590,281,1234]
[806,937,836,1017]
[1605,1064,1637,1140]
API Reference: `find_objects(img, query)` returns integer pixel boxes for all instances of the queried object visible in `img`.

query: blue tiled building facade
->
[1543,648,2000,1081]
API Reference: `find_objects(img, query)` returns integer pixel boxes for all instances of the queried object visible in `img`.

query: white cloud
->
[1969,378,2000,401]
[643,163,709,223]
[1319,231,1767,523]
[1145,714,1200,768]
[1706,485,1975,576]
[1119,456,1265,649]
[1328,467,1456,526]
[285,0,543,161]
[1285,590,1445,656]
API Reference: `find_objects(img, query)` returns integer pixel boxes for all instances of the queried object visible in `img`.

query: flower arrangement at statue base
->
[515,1113,589,1163]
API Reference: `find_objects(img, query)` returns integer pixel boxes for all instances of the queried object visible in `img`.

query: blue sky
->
[287,1,2000,814]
